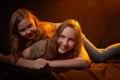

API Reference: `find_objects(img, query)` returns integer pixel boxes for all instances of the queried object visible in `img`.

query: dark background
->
[0,0,120,54]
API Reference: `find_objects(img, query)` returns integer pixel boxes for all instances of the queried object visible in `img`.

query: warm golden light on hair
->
[43,22,56,38]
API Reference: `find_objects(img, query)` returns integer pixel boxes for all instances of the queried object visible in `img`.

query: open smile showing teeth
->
[59,45,67,50]
[26,33,34,39]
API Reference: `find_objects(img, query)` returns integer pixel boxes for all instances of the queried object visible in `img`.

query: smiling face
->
[57,27,77,54]
[17,18,37,40]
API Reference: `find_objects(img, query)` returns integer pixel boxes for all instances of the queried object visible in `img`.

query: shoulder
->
[78,44,90,62]
[54,23,61,29]
[39,21,61,28]
[33,39,47,48]
[39,21,55,27]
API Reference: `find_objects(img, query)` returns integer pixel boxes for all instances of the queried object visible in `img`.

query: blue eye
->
[19,28,25,32]
[69,38,74,42]
[60,35,65,39]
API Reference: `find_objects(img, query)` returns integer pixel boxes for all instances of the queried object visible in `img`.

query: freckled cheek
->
[19,32,26,38]
[33,27,36,31]
[33,28,37,34]
[30,27,35,32]
[70,42,76,49]
[57,38,62,44]
[33,25,37,31]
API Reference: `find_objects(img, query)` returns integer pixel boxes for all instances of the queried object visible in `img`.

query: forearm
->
[0,54,8,63]
[15,58,34,69]
[15,58,48,69]
[47,44,90,68]
[48,58,90,68]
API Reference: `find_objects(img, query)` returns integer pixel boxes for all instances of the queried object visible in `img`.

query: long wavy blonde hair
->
[44,19,83,60]
[9,8,45,56]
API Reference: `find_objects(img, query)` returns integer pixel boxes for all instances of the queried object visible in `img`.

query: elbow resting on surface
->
[76,57,91,68]
[78,60,90,68]
[83,60,90,68]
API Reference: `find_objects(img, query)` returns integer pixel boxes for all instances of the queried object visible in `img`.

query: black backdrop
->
[0,0,120,54]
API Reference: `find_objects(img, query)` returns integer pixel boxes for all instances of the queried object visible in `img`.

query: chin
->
[58,49,67,54]
[28,36,35,40]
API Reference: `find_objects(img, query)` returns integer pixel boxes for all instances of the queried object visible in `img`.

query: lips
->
[26,33,35,39]
[59,44,68,50]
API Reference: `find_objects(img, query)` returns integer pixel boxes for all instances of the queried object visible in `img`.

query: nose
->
[63,39,68,46]
[26,30,31,34]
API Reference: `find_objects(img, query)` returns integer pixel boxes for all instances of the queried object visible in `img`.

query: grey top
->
[29,39,47,59]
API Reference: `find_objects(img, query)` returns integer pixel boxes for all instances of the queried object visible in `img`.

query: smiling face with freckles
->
[17,18,37,40]
[57,27,77,54]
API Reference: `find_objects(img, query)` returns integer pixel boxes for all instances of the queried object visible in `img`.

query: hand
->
[0,54,6,62]
[32,58,48,69]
